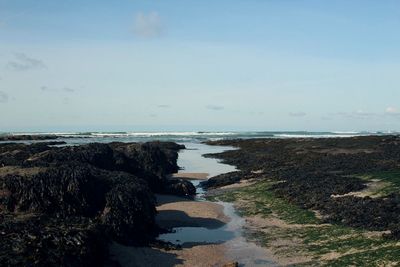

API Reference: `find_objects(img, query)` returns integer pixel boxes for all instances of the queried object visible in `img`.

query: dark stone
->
[101,172,157,245]
[206,135,400,234]
[164,179,196,196]
[201,171,257,189]
[0,140,186,266]
[0,134,59,141]
[0,214,107,267]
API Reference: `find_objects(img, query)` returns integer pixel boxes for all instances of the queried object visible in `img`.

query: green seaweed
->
[210,181,400,266]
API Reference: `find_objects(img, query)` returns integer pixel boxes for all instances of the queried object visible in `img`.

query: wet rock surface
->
[163,178,196,196]
[0,134,60,141]
[200,171,257,189]
[206,136,400,238]
[0,141,189,266]
[0,214,108,267]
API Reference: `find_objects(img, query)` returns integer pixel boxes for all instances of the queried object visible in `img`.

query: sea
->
[0,131,397,144]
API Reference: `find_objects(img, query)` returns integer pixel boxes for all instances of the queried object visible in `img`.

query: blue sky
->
[0,0,400,132]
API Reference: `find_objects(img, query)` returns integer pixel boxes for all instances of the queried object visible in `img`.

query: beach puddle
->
[158,142,277,266]
[158,225,235,246]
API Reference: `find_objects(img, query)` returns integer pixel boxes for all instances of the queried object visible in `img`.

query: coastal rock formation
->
[164,178,196,196]
[0,215,107,267]
[0,134,60,141]
[0,141,189,266]
[206,136,400,238]
[200,171,257,189]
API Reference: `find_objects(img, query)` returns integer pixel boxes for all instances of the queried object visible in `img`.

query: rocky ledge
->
[0,134,60,141]
[0,141,193,266]
[203,135,400,238]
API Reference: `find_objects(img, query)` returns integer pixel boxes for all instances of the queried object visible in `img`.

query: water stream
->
[158,143,277,266]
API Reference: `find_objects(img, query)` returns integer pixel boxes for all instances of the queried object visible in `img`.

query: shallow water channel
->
[158,143,277,266]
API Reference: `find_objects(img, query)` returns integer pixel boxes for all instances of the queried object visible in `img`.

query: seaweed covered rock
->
[0,141,185,194]
[201,171,258,189]
[1,165,159,244]
[206,135,400,235]
[0,215,107,267]
[27,143,116,170]
[320,194,400,230]
[0,140,186,266]
[387,224,400,240]
[271,174,366,209]
[0,134,60,141]
[3,164,108,216]
[101,173,157,244]
[163,179,196,196]
[110,142,183,177]
[0,142,57,166]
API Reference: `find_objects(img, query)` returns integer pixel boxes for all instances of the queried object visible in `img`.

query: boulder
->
[164,179,196,196]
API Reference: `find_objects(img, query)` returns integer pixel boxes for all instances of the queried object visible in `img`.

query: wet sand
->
[110,175,275,266]
[156,194,229,229]
[110,242,229,267]
[109,177,233,267]
[172,172,210,180]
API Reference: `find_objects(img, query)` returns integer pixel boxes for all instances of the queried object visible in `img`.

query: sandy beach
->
[156,194,229,229]
[109,173,233,266]
[172,172,210,180]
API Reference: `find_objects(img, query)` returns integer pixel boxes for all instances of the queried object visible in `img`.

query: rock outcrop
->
[0,134,60,141]
[206,136,400,238]
[0,141,190,266]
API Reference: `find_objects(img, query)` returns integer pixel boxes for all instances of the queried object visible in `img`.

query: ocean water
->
[0,130,396,144]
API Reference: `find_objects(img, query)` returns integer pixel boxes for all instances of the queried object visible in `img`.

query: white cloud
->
[7,53,46,71]
[133,12,164,38]
[354,109,375,117]
[385,106,399,115]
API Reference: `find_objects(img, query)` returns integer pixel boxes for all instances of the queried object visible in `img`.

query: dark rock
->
[206,135,400,234]
[201,171,258,189]
[0,134,59,141]
[101,173,157,245]
[164,179,196,196]
[3,164,108,216]
[0,140,185,266]
[0,214,107,267]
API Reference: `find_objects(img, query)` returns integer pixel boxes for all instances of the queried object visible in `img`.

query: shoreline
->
[0,141,188,267]
[208,180,399,266]
[110,172,232,266]
[171,172,210,180]
[156,194,229,229]
[204,136,400,266]
[5,136,399,265]
[112,172,274,266]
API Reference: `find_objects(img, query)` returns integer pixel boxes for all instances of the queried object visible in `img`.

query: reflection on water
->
[177,143,237,177]
[158,143,277,266]
[158,225,235,246]
[158,202,238,246]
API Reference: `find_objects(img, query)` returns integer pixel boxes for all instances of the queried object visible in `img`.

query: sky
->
[0,0,400,132]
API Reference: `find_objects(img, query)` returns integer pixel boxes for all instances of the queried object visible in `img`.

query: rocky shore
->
[113,190,232,267]
[203,136,400,237]
[0,141,195,266]
[0,134,61,141]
